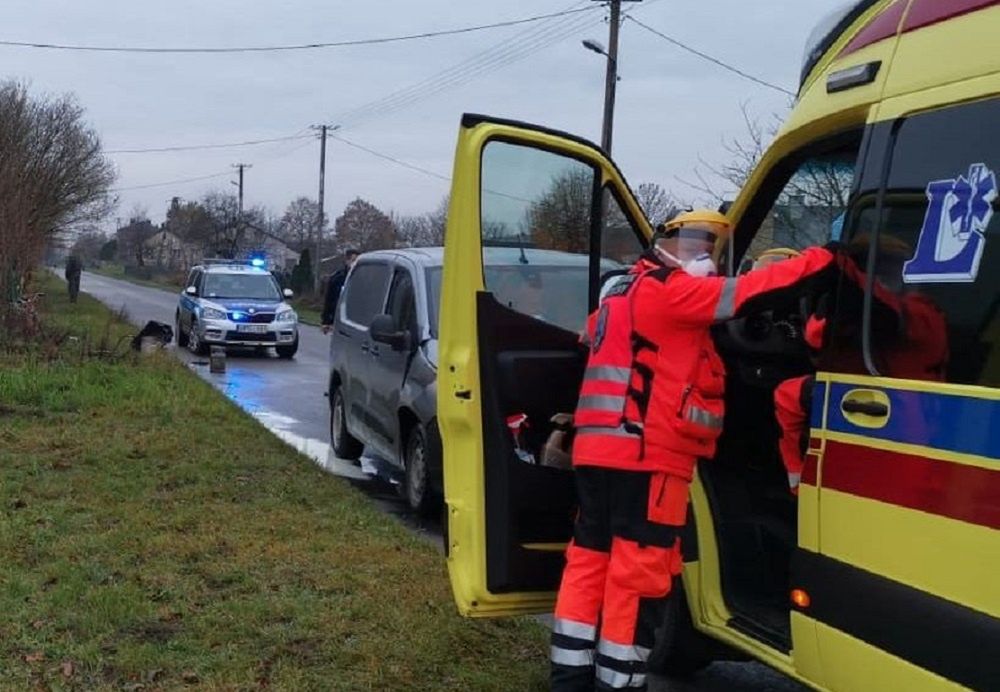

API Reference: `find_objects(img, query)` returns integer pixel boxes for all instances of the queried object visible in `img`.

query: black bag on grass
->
[131,320,174,351]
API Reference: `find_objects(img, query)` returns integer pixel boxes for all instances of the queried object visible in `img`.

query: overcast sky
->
[1,0,847,228]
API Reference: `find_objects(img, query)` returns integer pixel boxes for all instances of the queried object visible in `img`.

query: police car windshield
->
[202,273,280,301]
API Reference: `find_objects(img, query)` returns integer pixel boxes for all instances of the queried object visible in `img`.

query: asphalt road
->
[79,271,807,692]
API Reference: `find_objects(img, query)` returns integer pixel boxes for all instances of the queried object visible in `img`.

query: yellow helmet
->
[661,209,732,240]
[751,247,801,271]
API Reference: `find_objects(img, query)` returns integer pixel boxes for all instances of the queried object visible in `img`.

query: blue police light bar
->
[250,257,266,268]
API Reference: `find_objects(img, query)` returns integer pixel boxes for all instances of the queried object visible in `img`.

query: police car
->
[175,258,299,359]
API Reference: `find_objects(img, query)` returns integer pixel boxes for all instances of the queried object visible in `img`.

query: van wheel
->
[330,383,363,460]
[648,578,732,677]
[401,424,441,517]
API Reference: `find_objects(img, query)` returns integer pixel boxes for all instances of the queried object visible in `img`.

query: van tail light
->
[791,588,811,609]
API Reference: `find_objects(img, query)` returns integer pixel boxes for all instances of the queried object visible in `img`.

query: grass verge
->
[289,298,322,327]
[0,274,548,691]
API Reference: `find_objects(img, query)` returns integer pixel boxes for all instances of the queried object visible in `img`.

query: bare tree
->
[0,81,116,304]
[633,182,677,226]
[115,207,156,267]
[526,169,591,253]
[334,198,396,252]
[394,195,449,248]
[678,104,779,204]
[278,196,322,251]
[164,196,214,250]
[679,103,851,257]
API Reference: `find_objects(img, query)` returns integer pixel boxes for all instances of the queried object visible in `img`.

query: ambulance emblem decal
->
[903,163,997,284]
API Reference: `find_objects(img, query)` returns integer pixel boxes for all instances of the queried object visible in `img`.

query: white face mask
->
[654,247,718,277]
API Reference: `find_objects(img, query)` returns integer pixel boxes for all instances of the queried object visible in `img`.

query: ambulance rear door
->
[438,114,651,617]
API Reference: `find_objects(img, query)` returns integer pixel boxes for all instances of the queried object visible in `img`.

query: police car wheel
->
[176,314,188,348]
[276,339,298,359]
[187,321,207,356]
[330,384,363,460]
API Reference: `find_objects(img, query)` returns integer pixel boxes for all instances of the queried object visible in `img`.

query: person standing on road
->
[65,253,82,303]
[551,210,843,692]
[321,249,359,334]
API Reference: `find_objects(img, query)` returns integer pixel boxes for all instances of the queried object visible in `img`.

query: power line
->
[625,16,796,97]
[0,7,599,54]
[105,133,313,154]
[110,169,233,192]
[330,134,534,204]
[331,0,659,132]
[103,10,597,158]
[331,134,450,182]
[110,137,316,192]
[333,5,603,131]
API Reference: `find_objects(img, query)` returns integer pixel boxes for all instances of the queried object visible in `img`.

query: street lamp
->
[582,38,608,57]
[581,35,619,155]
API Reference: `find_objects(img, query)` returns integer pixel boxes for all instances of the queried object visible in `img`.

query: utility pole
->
[310,124,340,293]
[230,163,251,260]
[231,163,251,215]
[589,0,640,155]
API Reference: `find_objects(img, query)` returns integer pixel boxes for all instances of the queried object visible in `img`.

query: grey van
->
[327,246,611,515]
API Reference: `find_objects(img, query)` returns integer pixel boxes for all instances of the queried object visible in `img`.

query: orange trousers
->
[551,467,689,691]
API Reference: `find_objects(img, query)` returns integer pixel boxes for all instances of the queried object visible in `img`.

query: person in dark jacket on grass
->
[65,254,83,303]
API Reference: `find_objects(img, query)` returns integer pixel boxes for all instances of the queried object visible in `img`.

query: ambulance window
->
[479,140,596,330]
[856,96,1000,387]
[743,144,858,265]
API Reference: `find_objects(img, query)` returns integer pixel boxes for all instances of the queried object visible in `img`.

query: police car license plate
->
[236,324,268,334]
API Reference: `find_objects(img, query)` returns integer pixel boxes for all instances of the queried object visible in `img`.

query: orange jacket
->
[573,247,837,479]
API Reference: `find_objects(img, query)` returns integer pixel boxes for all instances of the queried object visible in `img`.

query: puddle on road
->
[253,409,374,481]
[182,351,441,542]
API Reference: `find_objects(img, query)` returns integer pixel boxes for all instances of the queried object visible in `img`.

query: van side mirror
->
[369,313,410,351]
[185,286,198,296]
[283,288,294,298]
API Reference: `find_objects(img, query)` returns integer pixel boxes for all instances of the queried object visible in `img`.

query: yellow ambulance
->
[438,1,1000,689]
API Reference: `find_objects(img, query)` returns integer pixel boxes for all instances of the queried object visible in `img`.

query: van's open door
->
[439,114,651,617]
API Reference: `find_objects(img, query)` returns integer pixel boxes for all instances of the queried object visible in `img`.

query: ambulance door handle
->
[842,399,888,417]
